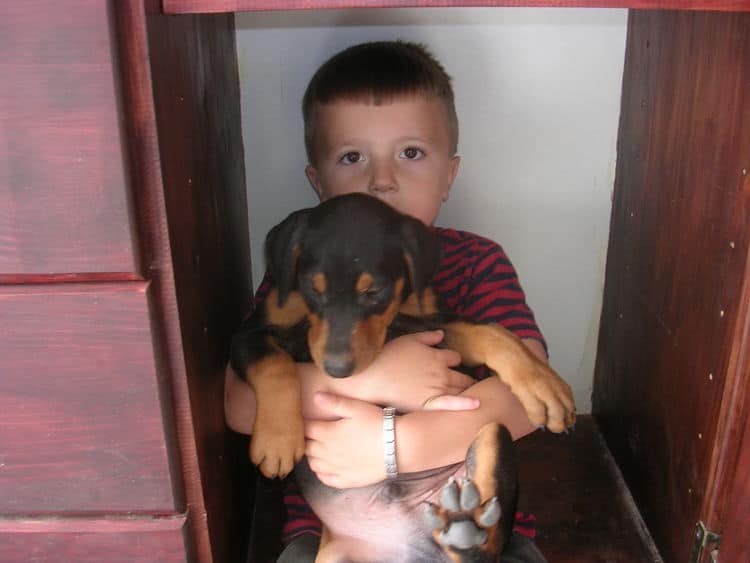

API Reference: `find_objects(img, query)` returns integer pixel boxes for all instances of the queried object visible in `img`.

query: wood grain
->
[163,0,750,15]
[114,2,253,561]
[0,282,175,513]
[0,528,187,562]
[593,9,750,563]
[0,1,139,276]
[516,416,660,562]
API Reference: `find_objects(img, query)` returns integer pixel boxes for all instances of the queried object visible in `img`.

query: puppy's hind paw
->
[423,477,501,552]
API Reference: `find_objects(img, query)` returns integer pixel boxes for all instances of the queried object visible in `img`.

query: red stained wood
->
[516,417,660,562]
[593,9,750,563]
[0,1,139,276]
[113,2,253,561]
[0,283,175,513]
[163,0,750,15]
[0,528,187,562]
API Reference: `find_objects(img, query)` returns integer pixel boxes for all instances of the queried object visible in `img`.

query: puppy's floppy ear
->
[400,216,442,311]
[265,208,310,306]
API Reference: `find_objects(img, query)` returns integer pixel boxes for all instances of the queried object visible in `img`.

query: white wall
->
[235,8,627,412]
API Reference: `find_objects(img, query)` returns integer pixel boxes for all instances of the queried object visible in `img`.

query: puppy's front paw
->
[250,410,305,479]
[512,362,576,433]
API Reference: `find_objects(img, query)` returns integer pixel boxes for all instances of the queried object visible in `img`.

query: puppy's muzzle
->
[324,353,355,378]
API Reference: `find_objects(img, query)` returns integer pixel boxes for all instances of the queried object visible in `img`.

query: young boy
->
[225,41,553,562]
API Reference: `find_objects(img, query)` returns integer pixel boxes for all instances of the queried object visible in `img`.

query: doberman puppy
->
[231,193,576,562]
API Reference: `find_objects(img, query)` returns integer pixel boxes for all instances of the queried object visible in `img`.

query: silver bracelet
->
[383,407,398,479]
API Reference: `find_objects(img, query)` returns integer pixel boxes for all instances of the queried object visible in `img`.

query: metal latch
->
[690,521,721,563]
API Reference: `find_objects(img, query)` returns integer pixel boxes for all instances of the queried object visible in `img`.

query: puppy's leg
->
[443,321,575,433]
[231,290,308,478]
[424,423,517,563]
[245,346,305,479]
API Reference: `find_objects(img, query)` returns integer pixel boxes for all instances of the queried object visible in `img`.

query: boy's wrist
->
[383,407,398,478]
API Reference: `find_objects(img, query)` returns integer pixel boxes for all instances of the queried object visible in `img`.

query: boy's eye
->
[340,151,364,165]
[400,147,424,160]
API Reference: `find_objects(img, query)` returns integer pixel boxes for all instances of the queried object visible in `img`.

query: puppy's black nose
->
[324,355,355,378]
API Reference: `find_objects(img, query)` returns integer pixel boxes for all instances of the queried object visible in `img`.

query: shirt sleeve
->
[433,229,548,353]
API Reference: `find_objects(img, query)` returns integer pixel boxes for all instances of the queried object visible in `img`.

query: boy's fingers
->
[411,330,445,346]
[423,394,480,411]
[441,348,463,367]
[447,369,474,390]
[313,391,358,418]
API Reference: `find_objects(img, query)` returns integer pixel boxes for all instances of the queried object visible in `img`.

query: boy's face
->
[305,96,460,226]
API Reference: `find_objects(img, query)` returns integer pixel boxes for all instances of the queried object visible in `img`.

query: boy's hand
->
[305,390,479,489]
[352,331,475,412]
[305,392,385,488]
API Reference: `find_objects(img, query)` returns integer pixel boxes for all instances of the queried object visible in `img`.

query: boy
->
[225,41,555,562]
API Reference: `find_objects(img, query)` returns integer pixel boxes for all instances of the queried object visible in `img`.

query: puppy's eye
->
[363,286,387,302]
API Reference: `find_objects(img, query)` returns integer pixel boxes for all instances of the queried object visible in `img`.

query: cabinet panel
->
[0,529,187,563]
[593,10,750,563]
[0,283,176,513]
[0,1,138,275]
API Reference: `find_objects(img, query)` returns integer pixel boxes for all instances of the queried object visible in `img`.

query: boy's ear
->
[305,164,324,199]
[443,155,461,202]
[400,215,442,310]
[265,208,310,306]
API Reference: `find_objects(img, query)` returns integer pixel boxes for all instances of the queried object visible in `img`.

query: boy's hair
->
[302,41,459,164]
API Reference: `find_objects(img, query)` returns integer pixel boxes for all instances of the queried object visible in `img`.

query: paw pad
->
[423,477,501,551]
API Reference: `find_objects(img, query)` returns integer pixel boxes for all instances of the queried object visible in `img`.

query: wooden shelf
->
[162,0,750,15]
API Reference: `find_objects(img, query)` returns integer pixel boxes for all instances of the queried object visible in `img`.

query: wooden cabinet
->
[1,2,251,561]
[1,2,748,563]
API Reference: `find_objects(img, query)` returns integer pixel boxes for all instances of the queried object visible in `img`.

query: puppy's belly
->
[296,459,465,562]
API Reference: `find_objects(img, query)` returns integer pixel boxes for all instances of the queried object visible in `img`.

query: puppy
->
[231,193,575,561]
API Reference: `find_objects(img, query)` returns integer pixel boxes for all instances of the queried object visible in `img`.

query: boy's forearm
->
[395,377,535,473]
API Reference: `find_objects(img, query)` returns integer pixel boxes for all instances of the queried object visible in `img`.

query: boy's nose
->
[368,161,397,194]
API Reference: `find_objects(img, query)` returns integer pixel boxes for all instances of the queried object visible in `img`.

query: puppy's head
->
[266,193,441,377]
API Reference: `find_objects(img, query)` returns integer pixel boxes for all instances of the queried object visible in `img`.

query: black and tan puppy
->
[231,193,575,562]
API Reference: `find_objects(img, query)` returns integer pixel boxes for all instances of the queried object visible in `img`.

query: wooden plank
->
[163,0,750,15]
[0,282,176,513]
[516,416,660,562]
[142,7,255,562]
[0,527,187,563]
[703,209,750,561]
[0,1,139,276]
[112,2,253,561]
[0,515,185,534]
[593,10,750,563]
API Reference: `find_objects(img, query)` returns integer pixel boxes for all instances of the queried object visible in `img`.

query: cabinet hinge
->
[690,521,721,563]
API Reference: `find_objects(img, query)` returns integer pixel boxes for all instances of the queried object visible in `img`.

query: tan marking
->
[443,320,530,369]
[445,321,576,433]
[246,343,305,478]
[312,272,327,294]
[307,313,329,369]
[314,526,333,562]
[399,286,438,317]
[351,278,405,373]
[468,424,504,555]
[403,251,416,288]
[266,288,309,327]
[356,272,374,293]
[471,424,501,505]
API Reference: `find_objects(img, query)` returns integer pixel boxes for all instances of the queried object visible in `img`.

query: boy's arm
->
[304,367,537,489]
[304,339,542,489]
[223,328,478,436]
